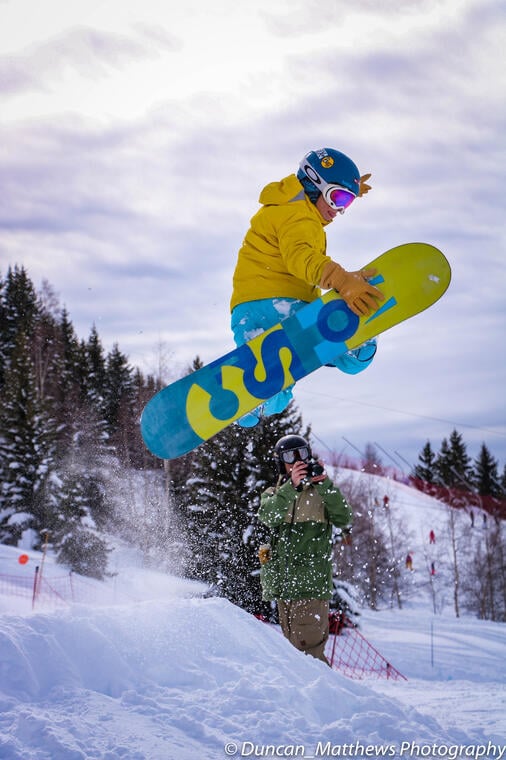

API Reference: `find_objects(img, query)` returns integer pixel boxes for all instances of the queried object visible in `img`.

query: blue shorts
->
[230,298,376,415]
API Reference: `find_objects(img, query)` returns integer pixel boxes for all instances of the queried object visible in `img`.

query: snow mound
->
[0,596,500,760]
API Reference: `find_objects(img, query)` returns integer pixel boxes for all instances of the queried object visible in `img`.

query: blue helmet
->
[297,148,361,209]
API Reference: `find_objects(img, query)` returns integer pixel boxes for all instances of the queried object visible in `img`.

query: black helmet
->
[273,435,311,473]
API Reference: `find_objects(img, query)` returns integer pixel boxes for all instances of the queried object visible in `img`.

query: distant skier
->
[429,529,436,544]
[230,147,384,426]
[405,553,413,571]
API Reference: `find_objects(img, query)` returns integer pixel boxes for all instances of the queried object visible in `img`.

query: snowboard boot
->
[237,405,264,428]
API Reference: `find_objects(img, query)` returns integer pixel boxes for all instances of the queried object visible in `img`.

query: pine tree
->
[0,331,58,544]
[0,266,39,388]
[51,461,111,579]
[59,308,85,394]
[435,430,472,492]
[30,286,69,430]
[412,440,437,483]
[173,422,249,596]
[57,530,111,580]
[434,437,451,485]
[473,444,501,498]
[448,429,472,482]
[103,344,135,430]
[102,344,140,465]
[85,325,107,414]
[0,273,6,386]
[1,265,39,345]
[126,368,164,470]
[0,267,125,575]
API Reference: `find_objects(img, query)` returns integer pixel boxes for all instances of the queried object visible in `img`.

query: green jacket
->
[257,475,352,602]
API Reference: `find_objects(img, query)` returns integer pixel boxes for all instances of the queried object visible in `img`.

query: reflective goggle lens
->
[281,446,310,464]
[328,187,355,210]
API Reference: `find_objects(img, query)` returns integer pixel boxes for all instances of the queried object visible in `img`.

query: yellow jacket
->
[230,174,332,311]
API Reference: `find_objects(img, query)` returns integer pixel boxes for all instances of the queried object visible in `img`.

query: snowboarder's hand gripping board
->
[141,243,451,460]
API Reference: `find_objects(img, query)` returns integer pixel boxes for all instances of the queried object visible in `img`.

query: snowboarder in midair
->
[230,147,384,426]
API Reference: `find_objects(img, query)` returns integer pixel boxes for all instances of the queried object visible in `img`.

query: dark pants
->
[277,599,330,665]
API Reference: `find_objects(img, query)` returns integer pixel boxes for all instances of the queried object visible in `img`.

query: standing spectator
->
[257,434,352,664]
[405,553,413,571]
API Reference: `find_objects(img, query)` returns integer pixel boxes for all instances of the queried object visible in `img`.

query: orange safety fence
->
[255,612,407,682]
[325,616,406,681]
[0,570,136,609]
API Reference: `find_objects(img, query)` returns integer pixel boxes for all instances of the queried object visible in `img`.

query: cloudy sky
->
[1,0,505,471]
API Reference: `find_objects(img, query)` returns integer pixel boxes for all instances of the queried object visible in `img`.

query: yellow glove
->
[320,261,384,316]
[358,173,372,197]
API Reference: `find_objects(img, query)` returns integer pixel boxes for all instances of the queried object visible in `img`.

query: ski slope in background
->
[0,470,504,760]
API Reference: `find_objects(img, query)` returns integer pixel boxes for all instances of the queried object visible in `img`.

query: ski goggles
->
[280,446,310,464]
[299,156,357,213]
[323,185,356,213]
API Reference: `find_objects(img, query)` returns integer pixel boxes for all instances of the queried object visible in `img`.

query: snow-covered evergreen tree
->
[0,331,59,545]
[0,266,39,385]
[103,344,135,429]
[103,344,138,464]
[51,457,111,579]
[0,269,115,573]
[84,325,107,416]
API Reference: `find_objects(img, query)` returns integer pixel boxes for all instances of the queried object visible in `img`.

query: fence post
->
[32,566,39,610]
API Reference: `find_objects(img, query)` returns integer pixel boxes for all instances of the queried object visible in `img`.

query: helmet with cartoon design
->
[273,434,311,474]
[297,148,361,211]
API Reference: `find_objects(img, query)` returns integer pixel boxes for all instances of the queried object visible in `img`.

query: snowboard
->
[141,242,451,460]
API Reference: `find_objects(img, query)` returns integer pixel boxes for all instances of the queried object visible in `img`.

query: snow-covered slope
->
[0,595,504,760]
[0,472,504,760]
